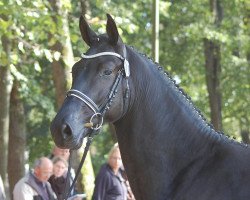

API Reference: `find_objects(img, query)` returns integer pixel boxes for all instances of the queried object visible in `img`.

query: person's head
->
[52,146,70,161]
[52,156,68,178]
[33,157,53,182]
[107,143,122,173]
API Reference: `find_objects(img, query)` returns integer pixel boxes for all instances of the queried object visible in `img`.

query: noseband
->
[66,51,130,131]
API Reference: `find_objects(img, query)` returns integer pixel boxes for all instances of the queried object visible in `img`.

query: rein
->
[63,136,93,200]
[63,51,130,200]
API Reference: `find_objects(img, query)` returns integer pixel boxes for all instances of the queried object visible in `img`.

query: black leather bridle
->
[63,51,130,199]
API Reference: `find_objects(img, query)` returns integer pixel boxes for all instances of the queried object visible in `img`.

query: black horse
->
[51,14,250,200]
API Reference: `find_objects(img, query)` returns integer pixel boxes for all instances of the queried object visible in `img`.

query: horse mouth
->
[68,136,85,150]
[53,130,86,150]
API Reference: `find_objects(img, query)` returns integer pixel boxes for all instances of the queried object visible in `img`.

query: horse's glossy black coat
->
[51,14,250,200]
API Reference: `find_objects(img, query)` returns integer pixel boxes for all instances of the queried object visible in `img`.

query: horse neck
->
[116,47,219,170]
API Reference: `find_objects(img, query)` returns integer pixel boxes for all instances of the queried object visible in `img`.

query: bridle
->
[67,51,130,130]
[63,51,130,199]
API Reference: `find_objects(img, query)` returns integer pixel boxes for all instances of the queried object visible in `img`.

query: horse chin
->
[68,128,90,150]
[69,140,83,150]
[53,128,89,150]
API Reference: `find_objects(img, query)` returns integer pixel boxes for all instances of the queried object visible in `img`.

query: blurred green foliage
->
[90,124,116,174]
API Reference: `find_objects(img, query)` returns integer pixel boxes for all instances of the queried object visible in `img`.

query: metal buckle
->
[90,113,103,130]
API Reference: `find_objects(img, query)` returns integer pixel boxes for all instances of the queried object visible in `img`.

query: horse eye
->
[103,69,113,76]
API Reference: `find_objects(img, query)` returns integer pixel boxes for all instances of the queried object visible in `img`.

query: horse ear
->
[79,15,98,46]
[106,14,122,45]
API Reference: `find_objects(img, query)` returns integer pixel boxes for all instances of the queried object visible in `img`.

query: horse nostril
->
[61,123,72,140]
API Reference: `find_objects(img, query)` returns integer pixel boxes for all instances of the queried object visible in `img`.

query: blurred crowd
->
[0,143,134,200]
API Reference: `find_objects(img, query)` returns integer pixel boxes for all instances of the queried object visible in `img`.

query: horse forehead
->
[86,36,113,52]
[87,44,114,55]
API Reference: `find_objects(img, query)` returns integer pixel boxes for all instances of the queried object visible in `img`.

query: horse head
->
[50,14,130,149]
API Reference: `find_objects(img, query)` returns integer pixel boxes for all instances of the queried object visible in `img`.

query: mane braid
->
[128,45,249,148]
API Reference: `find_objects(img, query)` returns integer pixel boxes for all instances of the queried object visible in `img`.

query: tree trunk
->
[152,0,159,62]
[0,33,13,188]
[79,148,95,200]
[48,0,74,107]
[80,0,91,17]
[241,130,250,144]
[203,38,222,131]
[48,0,95,197]
[203,0,223,131]
[8,80,26,196]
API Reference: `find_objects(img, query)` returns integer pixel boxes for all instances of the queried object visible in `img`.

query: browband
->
[81,52,130,78]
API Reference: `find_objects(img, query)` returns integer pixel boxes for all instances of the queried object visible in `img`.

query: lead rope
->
[63,135,94,200]
[63,149,72,199]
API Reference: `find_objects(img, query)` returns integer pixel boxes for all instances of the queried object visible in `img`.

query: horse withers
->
[50,14,250,200]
